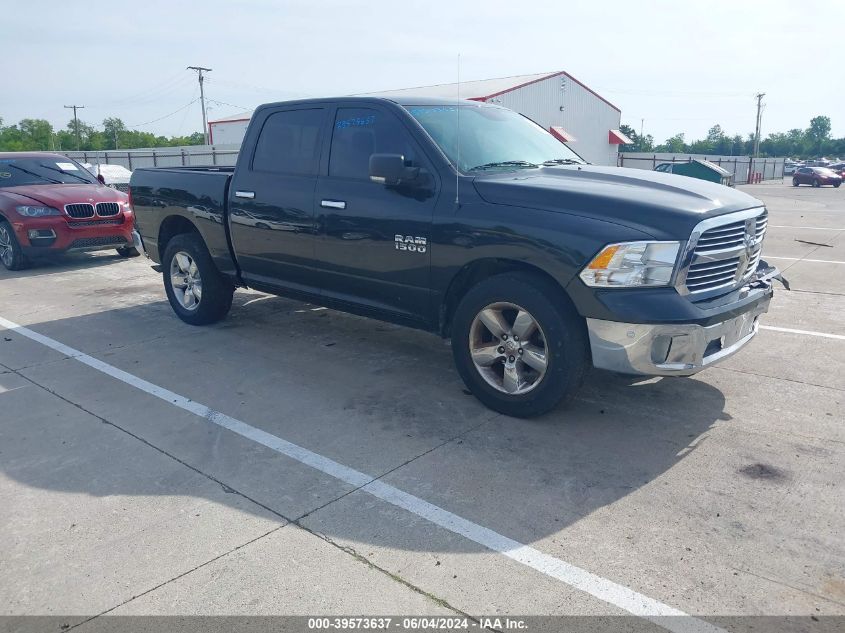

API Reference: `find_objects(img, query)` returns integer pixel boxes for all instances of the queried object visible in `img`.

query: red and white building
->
[208,71,629,165]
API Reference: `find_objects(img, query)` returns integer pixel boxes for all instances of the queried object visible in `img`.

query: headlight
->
[579,241,681,287]
[15,205,60,217]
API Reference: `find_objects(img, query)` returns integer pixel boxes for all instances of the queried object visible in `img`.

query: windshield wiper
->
[5,163,63,184]
[542,158,585,166]
[37,163,93,183]
[469,160,539,171]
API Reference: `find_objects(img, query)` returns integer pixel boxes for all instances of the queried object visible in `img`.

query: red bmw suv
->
[0,152,137,270]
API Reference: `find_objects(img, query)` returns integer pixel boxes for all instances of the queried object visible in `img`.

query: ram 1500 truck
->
[130,97,780,417]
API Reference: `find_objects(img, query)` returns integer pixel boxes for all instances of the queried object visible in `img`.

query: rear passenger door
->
[313,104,439,324]
[228,106,328,294]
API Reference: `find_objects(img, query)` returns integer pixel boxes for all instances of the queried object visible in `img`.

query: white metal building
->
[206,71,628,165]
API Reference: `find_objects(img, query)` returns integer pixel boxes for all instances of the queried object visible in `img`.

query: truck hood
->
[2,183,127,208]
[472,165,763,240]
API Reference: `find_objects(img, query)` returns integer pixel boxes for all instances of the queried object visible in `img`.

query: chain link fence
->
[617,153,786,184]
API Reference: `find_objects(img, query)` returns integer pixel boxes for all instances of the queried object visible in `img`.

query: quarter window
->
[329,108,417,180]
[252,109,324,176]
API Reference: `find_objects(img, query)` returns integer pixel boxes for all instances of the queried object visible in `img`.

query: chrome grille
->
[96,202,121,216]
[678,208,768,299]
[65,203,95,218]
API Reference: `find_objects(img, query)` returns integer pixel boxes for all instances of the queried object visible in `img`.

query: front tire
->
[162,233,234,325]
[813,179,821,188]
[792,179,799,187]
[116,246,140,258]
[0,221,28,271]
[451,272,588,418]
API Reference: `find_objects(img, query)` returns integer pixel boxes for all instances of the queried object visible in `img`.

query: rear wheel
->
[835,183,841,188]
[162,233,234,325]
[451,272,588,418]
[0,221,27,271]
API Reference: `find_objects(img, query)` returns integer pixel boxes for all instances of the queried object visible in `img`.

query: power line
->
[187,66,212,144]
[128,98,200,128]
[64,104,85,150]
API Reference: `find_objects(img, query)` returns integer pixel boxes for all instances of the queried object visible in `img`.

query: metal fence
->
[617,153,786,184]
[62,145,240,170]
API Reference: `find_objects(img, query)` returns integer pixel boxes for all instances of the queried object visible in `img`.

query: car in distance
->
[0,153,138,270]
[826,162,845,178]
[792,166,843,187]
[783,161,799,176]
[130,97,780,417]
[654,159,733,186]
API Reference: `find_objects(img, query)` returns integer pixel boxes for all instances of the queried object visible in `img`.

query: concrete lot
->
[1,182,843,631]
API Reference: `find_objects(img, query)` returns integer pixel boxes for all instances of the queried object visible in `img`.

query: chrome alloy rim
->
[170,251,202,311]
[0,225,13,267]
[469,302,548,395]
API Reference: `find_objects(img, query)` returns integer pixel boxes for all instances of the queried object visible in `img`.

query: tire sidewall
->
[451,273,587,417]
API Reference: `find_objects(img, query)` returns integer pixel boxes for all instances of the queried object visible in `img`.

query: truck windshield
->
[0,158,98,187]
[405,105,585,173]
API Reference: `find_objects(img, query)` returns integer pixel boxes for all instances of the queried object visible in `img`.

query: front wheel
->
[792,179,799,187]
[451,272,588,418]
[813,179,821,188]
[162,233,234,325]
[0,221,28,271]
[116,246,140,258]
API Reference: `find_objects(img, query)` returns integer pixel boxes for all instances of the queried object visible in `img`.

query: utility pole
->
[753,92,765,158]
[187,66,212,145]
[64,104,85,150]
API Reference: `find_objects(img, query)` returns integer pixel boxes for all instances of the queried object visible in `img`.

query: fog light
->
[28,229,57,239]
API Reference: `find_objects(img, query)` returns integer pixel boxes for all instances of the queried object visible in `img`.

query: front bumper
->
[586,271,776,376]
[14,214,134,254]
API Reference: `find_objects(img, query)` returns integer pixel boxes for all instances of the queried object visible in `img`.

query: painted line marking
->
[765,256,845,265]
[761,325,845,341]
[768,225,845,231]
[0,315,722,633]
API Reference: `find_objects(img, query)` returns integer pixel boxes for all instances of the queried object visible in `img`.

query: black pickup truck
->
[130,97,779,417]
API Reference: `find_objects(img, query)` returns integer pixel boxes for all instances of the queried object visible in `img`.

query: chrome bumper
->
[131,229,148,258]
[587,295,771,376]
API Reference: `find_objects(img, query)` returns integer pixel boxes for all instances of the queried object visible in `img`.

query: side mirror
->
[369,154,420,186]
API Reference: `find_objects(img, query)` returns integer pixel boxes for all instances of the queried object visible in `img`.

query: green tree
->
[806,115,831,155]
[659,133,686,153]
[19,119,54,150]
[617,124,654,153]
[103,117,127,149]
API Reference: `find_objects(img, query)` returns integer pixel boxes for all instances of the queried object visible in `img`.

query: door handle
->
[321,199,346,210]
[234,190,255,199]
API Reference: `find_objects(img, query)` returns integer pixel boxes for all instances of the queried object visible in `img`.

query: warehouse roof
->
[365,70,620,112]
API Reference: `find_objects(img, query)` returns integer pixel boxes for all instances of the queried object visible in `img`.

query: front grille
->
[69,218,124,227]
[679,208,768,298]
[68,236,127,249]
[65,203,95,218]
[96,202,121,216]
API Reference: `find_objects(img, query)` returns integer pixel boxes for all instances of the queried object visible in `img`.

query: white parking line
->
[768,225,845,231]
[765,256,845,265]
[0,315,723,633]
[761,325,845,341]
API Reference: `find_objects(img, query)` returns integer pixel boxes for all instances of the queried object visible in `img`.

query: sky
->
[4,0,843,143]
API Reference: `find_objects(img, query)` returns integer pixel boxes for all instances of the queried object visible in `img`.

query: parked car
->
[654,159,733,186]
[131,97,780,417]
[783,162,799,175]
[826,162,845,178]
[792,166,843,187]
[83,163,133,193]
[0,152,138,270]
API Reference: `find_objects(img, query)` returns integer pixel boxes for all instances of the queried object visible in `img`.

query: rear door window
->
[252,109,325,176]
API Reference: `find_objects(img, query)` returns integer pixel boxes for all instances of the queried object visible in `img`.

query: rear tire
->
[162,233,234,325]
[835,183,841,188]
[451,272,588,418]
[0,220,28,271]
[116,246,140,258]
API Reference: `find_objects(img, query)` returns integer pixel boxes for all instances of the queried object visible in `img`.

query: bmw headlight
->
[579,241,681,287]
[16,205,60,217]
